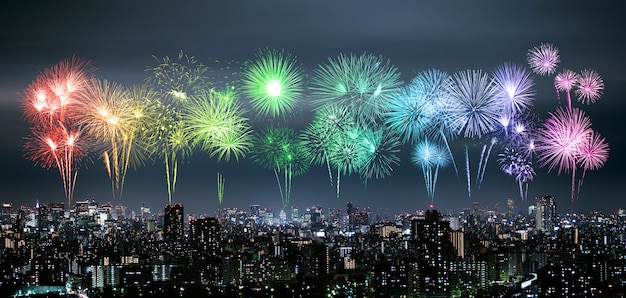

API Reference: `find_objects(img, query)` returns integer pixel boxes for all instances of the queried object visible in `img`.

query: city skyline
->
[1,1,625,215]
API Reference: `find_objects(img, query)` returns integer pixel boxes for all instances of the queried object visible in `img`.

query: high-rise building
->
[535,195,557,234]
[189,217,221,258]
[164,204,184,244]
[411,209,452,296]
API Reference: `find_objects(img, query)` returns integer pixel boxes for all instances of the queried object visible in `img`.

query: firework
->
[301,104,356,188]
[24,124,89,207]
[444,69,499,139]
[310,53,402,125]
[412,139,451,203]
[498,147,535,201]
[554,69,579,109]
[184,89,252,162]
[384,81,434,144]
[491,62,535,118]
[328,124,369,198]
[575,69,604,105]
[359,127,401,184]
[536,107,593,202]
[21,56,93,210]
[527,43,560,76]
[251,126,310,207]
[576,131,609,194]
[145,51,208,104]
[217,172,225,204]
[79,80,156,203]
[242,48,304,120]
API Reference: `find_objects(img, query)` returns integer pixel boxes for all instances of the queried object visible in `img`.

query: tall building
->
[189,217,222,284]
[189,217,221,258]
[411,209,452,296]
[164,204,184,245]
[535,195,557,234]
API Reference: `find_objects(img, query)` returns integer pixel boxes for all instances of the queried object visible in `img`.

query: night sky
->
[1,1,624,216]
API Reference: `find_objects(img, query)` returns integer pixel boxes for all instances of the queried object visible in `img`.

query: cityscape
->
[1,194,626,297]
[2,1,625,297]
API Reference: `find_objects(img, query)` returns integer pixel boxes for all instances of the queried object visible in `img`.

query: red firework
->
[21,56,94,210]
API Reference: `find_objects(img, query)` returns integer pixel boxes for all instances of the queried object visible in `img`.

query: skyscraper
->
[411,209,452,296]
[163,204,184,245]
[535,195,557,234]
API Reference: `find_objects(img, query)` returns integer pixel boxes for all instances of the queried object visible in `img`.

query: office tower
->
[535,195,557,234]
[189,217,222,284]
[163,204,184,245]
[411,209,452,296]
[189,217,222,258]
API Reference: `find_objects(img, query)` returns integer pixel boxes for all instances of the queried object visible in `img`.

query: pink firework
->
[577,131,609,172]
[536,107,593,202]
[554,69,579,109]
[527,43,560,76]
[537,107,592,174]
[576,131,609,195]
[575,69,604,105]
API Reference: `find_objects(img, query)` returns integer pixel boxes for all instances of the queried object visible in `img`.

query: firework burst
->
[554,69,579,109]
[491,62,535,117]
[310,53,402,125]
[575,69,604,105]
[21,57,93,210]
[243,48,304,120]
[536,107,593,202]
[527,43,560,76]
[145,51,208,104]
[444,69,499,139]
[251,126,310,207]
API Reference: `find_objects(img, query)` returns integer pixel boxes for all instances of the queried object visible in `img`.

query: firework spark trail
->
[243,48,304,120]
[465,145,471,198]
[301,104,355,189]
[145,51,208,104]
[328,124,369,198]
[185,89,252,162]
[554,69,579,110]
[217,172,225,204]
[79,80,156,203]
[412,139,450,203]
[477,138,497,188]
[445,69,499,139]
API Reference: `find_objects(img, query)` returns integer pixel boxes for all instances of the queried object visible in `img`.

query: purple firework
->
[554,69,579,109]
[575,69,604,105]
[527,43,560,76]
[492,62,535,118]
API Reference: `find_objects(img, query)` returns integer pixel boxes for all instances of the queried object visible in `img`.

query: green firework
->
[243,48,304,120]
[251,126,310,207]
[310,53,402,125]
[184,89,252,162]
[217,172,225,204]
[145,50,209,105]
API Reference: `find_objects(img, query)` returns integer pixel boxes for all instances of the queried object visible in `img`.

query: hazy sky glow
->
[1,1,625,215]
